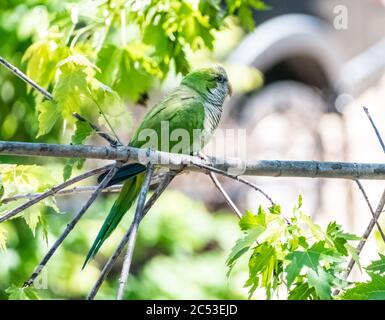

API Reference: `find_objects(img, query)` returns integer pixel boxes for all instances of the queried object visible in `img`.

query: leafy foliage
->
[366,254,385,274]
[228,196,361,300]
[15,0,267,142]
[0,164,60,243]
[341,254,385,300]
[5,285,39,300]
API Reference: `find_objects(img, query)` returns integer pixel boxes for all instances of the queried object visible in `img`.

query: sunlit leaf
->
[6,285,39,300]
[366,254,385,275]
[36,100,61,137]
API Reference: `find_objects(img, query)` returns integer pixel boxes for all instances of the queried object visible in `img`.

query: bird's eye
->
[216,75,225,83]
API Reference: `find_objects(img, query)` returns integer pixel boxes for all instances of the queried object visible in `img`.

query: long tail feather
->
[98,163,146,187]
[82,171,145,269]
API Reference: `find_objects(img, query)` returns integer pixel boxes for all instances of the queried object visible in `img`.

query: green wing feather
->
[83,85,206,267]
[131,85,205,152]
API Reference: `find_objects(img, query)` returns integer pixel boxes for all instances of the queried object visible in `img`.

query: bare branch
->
[116,163,154,300]
[1,185,123,204]
[0,56,53,100]
[355,180,385,243]
[336,106,385,293]
[3,141,385,181]
[86,171,177,300]
[194,162,275,205]
[344,188,385,281]
[23,163,121,288]
[1,172,171,204]
[209,172,243,218]
[0,164,114,223]
[89,98,123,146]
[363,106,385,153]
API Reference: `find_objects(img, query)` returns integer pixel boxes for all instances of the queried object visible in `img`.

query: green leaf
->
[6,285,39,300]
[53,63,90,120]
[0,165,59,234]
[237,4,254,31]
[36,100,60,137]
[307,267,333,300]
[239,210,265,230]
[366,254,385,275]
[226,226,265,274]
[71,119,93,145]
[22,39,67,90]
[246,243,276,298]
[301,214,324,240]
[346,243,361,271]
[63,158,86,181]
[97,44,160,101]
[285,241,327,287]
[295,194,303,211]
[327,221,361,241]
[269,203,281,215]
[288,282,315,300]
[342,274,385,300]
[24,208,40,236]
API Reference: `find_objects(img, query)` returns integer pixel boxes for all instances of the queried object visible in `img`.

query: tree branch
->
[0,56,53,100]
[116,163,154,300]
[23,163,121,287]
[0,164,114,223]
[208,172,243,218]
[3,141,385,180]
[363,106,385,153]
[194,162,275,205]
[339,107,385,284]
[355,180,385,243]
[1,185,123,204]
[345,188,385,280]
[86,171,177,300]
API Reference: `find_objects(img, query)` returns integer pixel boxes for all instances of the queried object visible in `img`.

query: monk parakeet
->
[83,65,232,267]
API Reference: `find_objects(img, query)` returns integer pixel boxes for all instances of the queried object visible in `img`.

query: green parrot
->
[83,65,232,268]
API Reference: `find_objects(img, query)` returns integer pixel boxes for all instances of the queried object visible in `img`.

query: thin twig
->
[86,171,177,300]
[1,185,124,204]
[355,180,385,243]
[193,162,275,205]
[90,97,123,146]
[363,106,385,153]
[344,188,385,280]
[72,112,121,147]
[198,152,242,218]
[0,164,113,223]
[208,172,242,218]
[116,163,154,300]
[23,163,121,288]
[1,172,170,204]
[0,56,53,100]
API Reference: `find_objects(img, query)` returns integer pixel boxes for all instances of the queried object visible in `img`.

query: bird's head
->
[181,65,232,103]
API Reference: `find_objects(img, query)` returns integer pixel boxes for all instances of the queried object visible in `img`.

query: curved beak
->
[228,82,233,97]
